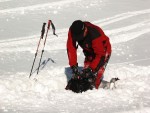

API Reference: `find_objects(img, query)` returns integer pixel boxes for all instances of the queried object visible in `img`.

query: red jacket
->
[67,22,111,71]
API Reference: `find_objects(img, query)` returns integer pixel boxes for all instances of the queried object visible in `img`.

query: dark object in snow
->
[110,77,120,89]
[65,72,95,93]
[99,77,120,89]
[110,77,120,83]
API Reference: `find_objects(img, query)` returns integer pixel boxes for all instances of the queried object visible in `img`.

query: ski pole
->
[29,23,46,78]
[37,20,51,75]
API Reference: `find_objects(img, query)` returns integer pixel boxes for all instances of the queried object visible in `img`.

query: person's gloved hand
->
[71,64,81,79]
[82,67,96,84]
[82,67,93,78]
[71,65,79,75]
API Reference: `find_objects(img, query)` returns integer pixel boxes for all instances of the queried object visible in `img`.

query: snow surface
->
[0,0,150,113]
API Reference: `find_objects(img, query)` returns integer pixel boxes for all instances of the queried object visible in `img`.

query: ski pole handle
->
[47,20,51,30]
[41,23,46,39]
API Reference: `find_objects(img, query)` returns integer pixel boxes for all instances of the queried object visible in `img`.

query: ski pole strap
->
[50,20,58,37]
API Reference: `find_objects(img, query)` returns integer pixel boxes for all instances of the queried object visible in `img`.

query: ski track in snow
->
[0,0,150,113]
[0,0,82,14]
[0,8,150,52]
[94,8,150,25]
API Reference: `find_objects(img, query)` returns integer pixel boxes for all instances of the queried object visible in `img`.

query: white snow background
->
[0,0,150,113]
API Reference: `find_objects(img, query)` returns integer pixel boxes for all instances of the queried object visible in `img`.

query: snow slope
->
[0,0,150,113]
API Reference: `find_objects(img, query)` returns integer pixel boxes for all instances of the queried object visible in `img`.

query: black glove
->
[82,67,93,78]
[82,67,96,84]
[71,65,79,75]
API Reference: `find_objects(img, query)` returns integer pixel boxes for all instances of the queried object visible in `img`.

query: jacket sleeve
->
[106,37,111,54]
[66,30,77,67]
[89,36,106,71]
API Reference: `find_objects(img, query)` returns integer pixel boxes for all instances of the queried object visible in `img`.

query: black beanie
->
[70,20,84,35]
[70,20,85,41]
